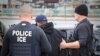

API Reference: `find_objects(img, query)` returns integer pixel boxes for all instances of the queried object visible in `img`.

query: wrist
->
[65,43,68,48]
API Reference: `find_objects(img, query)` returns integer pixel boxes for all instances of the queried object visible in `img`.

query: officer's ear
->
[76,14,82,21]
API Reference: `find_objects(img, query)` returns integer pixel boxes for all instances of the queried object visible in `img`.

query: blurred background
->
[0,0,100,29]
[0,0,100,56]
[0,0,100,17]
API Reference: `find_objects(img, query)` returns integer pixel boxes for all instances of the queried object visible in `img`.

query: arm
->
[60,40,80,49]
[1,31,10,56]
[60,25,88,49]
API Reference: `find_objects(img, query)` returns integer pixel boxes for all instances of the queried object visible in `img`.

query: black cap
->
[75,4,88,16]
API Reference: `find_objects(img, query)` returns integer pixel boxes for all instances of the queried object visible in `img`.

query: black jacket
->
[70,19,93,56]
[1,21,51,56]
[40,22,63,56]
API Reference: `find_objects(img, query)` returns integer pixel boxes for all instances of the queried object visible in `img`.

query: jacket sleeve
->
[78,25,89,47]
[1,30,10,56]
[39,28,52,53]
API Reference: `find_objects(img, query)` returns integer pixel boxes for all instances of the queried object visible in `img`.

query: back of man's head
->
[19,4,33,22]
[20,4,32,13]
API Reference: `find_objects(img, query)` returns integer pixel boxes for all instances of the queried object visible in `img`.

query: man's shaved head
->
[19,4,33,22]
[20,4,32,13]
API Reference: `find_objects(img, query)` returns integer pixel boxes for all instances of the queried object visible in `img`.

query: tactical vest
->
[9,22,41,56]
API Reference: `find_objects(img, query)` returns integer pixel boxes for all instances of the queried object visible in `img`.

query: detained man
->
[35,15,66,56]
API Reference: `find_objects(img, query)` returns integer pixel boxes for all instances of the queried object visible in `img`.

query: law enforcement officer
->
[60,4,93,56]
[1,4,51,56]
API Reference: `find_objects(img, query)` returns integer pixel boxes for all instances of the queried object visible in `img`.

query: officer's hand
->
[60,39,67,49]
